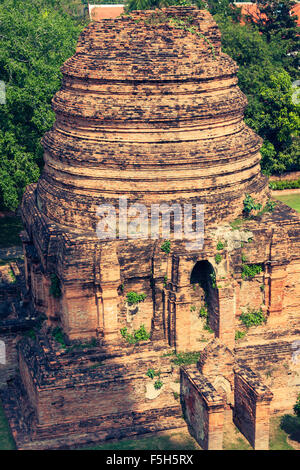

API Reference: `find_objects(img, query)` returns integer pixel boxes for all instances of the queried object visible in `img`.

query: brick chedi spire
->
[36,6,269,231]
[21,4,300,348]
[5,6,300,451]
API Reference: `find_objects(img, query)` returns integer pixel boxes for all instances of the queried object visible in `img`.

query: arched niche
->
[190,260,219,334]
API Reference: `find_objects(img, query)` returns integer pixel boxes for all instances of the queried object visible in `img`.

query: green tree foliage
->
[215,13,300,174]
[245,0,299,56]
[236,0,299,79]
[125,0,194,11]
[294,394,300,418]
[197,0,242,21]
[0,0,86,210]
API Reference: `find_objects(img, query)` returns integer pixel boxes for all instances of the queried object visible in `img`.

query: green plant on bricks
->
[199,306,208,319]
[146,368,156,379]
[215,253,222,264]
[216,241,225,250]
[241,254,247,263]
[120,324,150,344]
[146,368,161,380]
[235,330,246,340]
[154,379,163,390]
[210,272,217,288]
[243,194,262,217]
[239,307,266,328]
[160,239,171,254]
[51,326,66,348]
[293,394,300,418]
[241,264,263,280]
[169,351,201,366]
[204,323,214,334]
[126,291,147,305]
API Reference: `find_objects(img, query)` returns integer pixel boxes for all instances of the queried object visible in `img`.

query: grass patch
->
[274,194,300,213]
[0,400,16,450]
[269,416,295,450]
[0,215,23,248]
[230,218,244,230]
[51,326,67,349]
[163,350,201,366]
[223,436,252,450]
[78,430,200,451]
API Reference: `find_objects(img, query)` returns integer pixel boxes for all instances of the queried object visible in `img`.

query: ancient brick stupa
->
[2,6,300,450]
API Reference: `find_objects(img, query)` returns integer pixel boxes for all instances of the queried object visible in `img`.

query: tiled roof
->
[235,2,300,27]
[88,4,124,20]
[87,3,300,26]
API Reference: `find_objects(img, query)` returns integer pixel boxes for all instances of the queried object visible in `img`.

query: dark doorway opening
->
[190,260,219,334]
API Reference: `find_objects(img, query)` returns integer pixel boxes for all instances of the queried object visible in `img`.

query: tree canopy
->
[216,11,300,174]
[0,0,87,210]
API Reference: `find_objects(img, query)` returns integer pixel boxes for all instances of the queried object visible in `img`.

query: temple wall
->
[18,351,39,413]
[120,278,154,334]
[18,346,182,436]
[236,276,265,315]
[282,261,300,325]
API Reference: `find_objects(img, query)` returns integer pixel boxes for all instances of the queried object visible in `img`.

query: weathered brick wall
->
[198,339,235,406]
[235,341,300,413]
[233,366,273,450]
[19,351,39,412]
[17,337,182,441]
[181,366,224,450]
[0,319,37,390]
[282,261,300,327]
